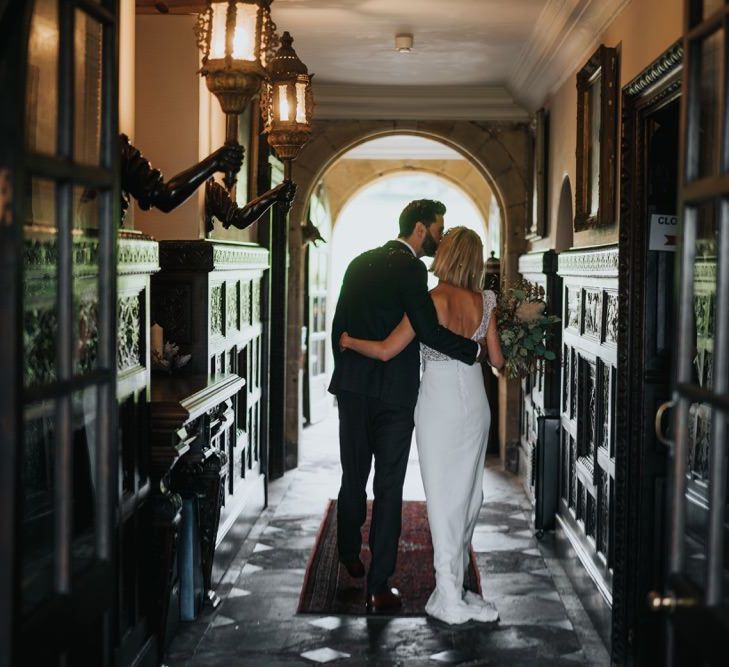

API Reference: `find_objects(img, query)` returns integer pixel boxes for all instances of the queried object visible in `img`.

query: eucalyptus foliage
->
[496,279,561,379]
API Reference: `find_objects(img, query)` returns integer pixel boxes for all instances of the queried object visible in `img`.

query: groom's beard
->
[422,231,438,257]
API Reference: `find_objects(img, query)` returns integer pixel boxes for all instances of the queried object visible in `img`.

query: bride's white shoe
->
[462,590,500,623]
[425,592,500,625]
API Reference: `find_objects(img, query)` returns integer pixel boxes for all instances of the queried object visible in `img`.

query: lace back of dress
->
[420,290,495,361]
[471,290,496,341]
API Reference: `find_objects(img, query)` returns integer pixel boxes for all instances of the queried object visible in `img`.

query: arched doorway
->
[303,135,499,426]
[290,122,528,465]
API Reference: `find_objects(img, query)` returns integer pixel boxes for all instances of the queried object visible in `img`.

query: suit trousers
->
[336,391,414,594]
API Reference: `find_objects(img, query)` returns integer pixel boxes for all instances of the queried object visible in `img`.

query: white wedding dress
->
[414,289,499,625]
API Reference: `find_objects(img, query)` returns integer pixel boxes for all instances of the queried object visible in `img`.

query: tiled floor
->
[167,414,610,666]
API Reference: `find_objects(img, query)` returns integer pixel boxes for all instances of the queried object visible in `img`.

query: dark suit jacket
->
[328,240,478,408]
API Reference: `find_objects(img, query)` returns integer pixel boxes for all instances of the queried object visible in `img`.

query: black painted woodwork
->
[115,232,160,667]
[151,240,269,545]
[615,42,682,665]
[6,1,121,664]
[254,109,287,481]
[148,372,245,659]
[557,245,619,649]
[517,250,562,505]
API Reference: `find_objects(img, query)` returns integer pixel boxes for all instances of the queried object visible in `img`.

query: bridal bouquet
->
[496,279,561,379]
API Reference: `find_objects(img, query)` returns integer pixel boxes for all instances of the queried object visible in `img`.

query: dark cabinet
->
[151,239,269,541]
[148,373,245,657]
[517,250,562,505]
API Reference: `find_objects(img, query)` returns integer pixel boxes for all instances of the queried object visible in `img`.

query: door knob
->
[654,400,675,446]
[647,590,697,612]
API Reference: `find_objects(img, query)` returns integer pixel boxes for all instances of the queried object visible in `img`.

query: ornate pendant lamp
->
[260,31,314,180]
[195,0,277,191]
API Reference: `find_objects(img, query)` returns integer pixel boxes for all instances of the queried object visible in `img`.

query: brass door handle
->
[648,590,697,612]
[655,400,675,447]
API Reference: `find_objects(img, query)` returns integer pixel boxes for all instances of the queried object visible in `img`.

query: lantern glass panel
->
[278,84,290,121]
[209,2,228,59]
[295,81,307,123]
[233,2,257,61]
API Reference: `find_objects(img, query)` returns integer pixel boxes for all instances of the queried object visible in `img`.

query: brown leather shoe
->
[340,558,365,578]
[366,587,402,614]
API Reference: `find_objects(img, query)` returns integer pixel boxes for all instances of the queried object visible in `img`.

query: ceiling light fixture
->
[395,33,413,54]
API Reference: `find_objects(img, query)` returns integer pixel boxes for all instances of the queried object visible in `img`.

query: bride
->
[339,227,504,625]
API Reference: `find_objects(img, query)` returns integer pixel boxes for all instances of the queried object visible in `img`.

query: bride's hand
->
[339,332,351,352]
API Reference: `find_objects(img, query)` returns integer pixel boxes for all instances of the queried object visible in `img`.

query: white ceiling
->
[341,135,464,160]
[270,0,630,113]
[138,0,631,115]
[271,0,547,87]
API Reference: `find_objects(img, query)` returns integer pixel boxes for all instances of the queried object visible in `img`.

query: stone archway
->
[323,161,494,240]
[286,120,530,464]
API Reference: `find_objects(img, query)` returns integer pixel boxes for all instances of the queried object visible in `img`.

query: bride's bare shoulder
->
[429,286,447,304]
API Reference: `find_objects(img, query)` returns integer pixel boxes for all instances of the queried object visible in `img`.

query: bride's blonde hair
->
[431,226,484,292]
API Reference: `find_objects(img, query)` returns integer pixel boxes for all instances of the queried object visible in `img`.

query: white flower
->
[515,301,546,323]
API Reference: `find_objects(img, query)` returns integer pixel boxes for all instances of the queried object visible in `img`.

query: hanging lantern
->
[195,0,276,190]
[260,31,314,177]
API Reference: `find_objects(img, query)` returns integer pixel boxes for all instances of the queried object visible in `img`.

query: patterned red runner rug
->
[297,499,482,615]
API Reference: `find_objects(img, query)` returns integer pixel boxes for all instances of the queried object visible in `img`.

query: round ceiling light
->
[395,33,413,53]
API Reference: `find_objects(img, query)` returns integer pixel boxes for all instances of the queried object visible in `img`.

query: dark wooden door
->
[617,46,683,663]
[1,0,120,663]
[653,1,729,663]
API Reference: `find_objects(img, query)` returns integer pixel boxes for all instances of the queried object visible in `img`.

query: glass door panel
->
[24,178,58,390]
[698,29,723,179]
[683,200,720,589]
[20,400,56,615]
[73,10,103,165]
[72,185,100,376]
[17,0,118,659]
[71,389,97,576]
[25,0,58,155]
[659,2,729,660]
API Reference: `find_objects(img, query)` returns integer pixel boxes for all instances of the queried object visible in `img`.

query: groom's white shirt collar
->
[395,238,417,257]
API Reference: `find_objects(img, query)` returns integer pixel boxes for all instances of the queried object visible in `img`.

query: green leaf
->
[544,350,556,361]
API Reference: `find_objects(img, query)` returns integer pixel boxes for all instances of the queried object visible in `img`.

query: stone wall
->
[286,119,531,464]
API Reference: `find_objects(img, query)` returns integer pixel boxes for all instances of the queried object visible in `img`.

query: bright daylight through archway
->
[329,171,494,321]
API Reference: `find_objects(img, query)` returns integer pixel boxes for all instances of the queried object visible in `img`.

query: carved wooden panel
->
[558,246,618,600]
[151,240,269,545]
[116,233,158,664]
[517,251,561,501]
[117,294,141,372]
[210,284,223,336]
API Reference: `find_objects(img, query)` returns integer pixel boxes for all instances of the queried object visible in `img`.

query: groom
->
[329,199,483,614]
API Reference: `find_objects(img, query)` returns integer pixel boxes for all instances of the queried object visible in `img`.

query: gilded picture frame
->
[575,45,618,232]
[528,108,548,240]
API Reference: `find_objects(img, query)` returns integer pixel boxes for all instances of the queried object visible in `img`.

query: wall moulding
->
[511,0,631,110]
[518,248,559,276]
[157,240,269,273]
[311,84,530,121]
[557,245,619,278]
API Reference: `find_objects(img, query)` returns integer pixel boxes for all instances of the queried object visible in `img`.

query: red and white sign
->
[649,214,678,252]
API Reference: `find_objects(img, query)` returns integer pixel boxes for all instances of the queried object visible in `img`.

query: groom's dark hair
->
[398,199,446,237]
